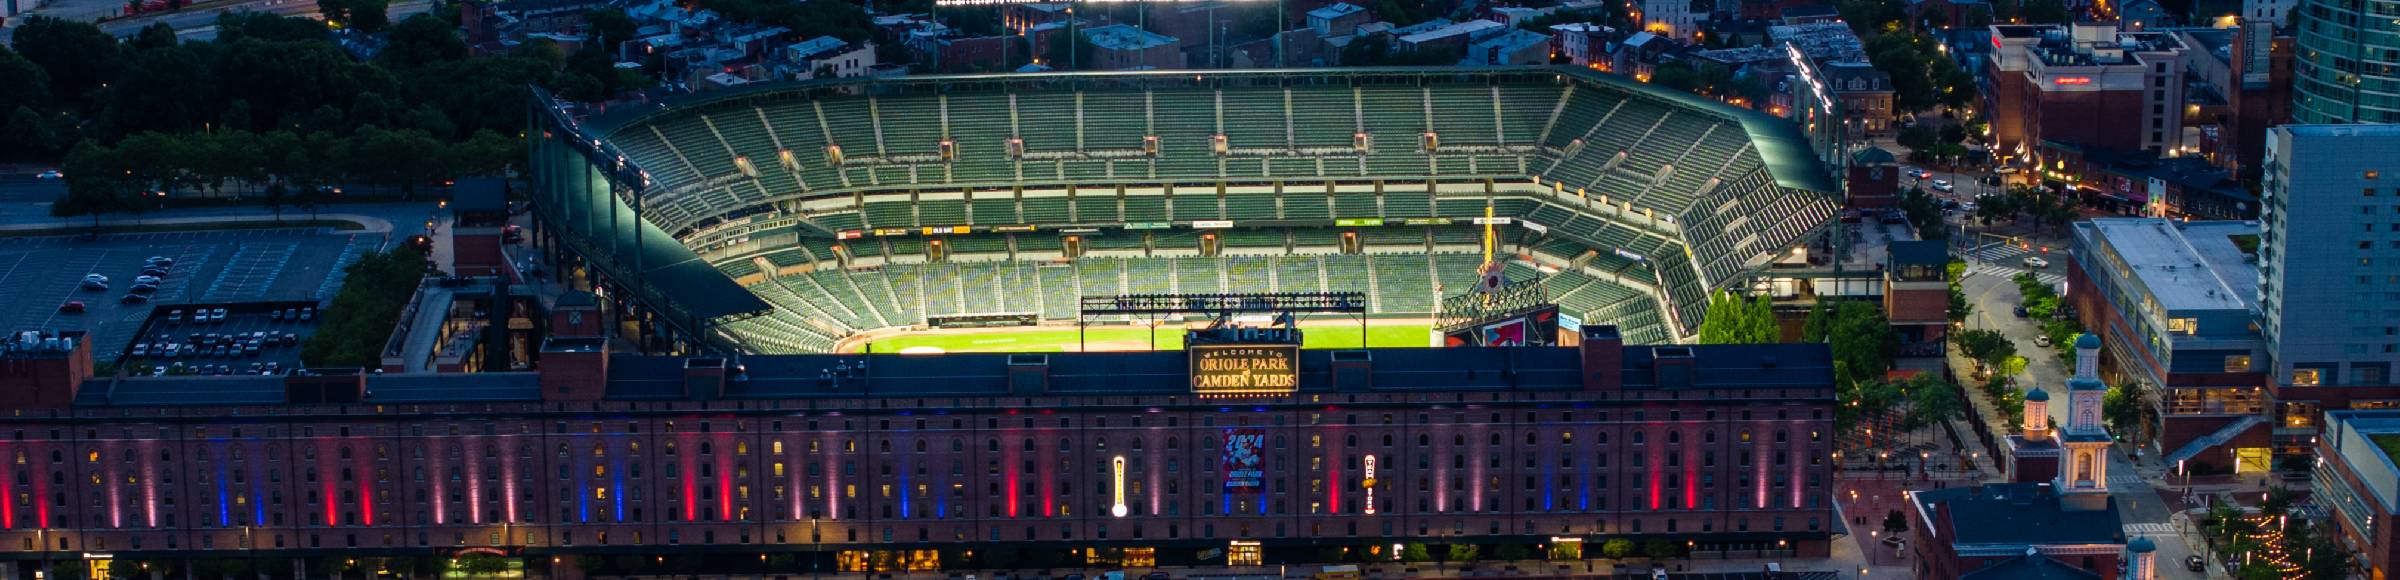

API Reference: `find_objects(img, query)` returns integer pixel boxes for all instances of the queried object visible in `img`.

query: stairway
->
[2164,415,2267,465]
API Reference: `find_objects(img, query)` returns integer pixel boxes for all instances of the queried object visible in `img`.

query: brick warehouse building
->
[0,326,1836,578]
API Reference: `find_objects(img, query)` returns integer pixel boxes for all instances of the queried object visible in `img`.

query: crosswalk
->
[2108,473,2150,490]
[2123,522,2177,536]
[1965,243,2066,286]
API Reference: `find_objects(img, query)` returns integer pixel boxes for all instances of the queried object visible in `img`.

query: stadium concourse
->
[526,67,1843,355]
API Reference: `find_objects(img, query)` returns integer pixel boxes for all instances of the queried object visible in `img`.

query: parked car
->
[134,275,161,285]
[2035,335,2053,347]
[211,308,229,322]
[2013,305,2030,318]
[145,256,174,267]
[35,170,63,179]
[129,283,157,295]
[299,307,314,322]
[120,294,149,304]
[167,309,184,324]
[83,273,108,283]
[2024,256,2050,269]
[2185,556,2206,572]
[58,301,86,314]
[79,279,108,291]
[1931,179,1955,192]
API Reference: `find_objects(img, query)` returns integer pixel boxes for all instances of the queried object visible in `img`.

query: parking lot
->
[122,306,321,376]
[0,228,377,362]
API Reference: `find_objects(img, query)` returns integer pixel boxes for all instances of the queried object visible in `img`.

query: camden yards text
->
[1190,345,1301,394]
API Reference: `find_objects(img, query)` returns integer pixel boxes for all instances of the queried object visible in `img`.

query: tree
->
[1699,290,1779,344]
[382,13,470,68]
[2102,382,2149,445]
[1490,543,1530,561]
[1399,543,1432,563]
[10,15,123,103]
[2019,0,2069,23]
[2262,486,2298,518]
[54,140,129,229]
[1882,510,1909,534]
[1953,329,2015,374]
[1338,33,1453,67]
[1640,539,1679,560]
[321,0,391,33]
[1895,124,1939,159]
[1898,187,1945,239]
[584,8,639,48]
[1900,373,1964,433]
[1826,301,1896,388]
[300,245,431,366]
[0,46,53,118]
[263,182,290,223]
[1600,538,1635,559]
[1445,543,1480,563]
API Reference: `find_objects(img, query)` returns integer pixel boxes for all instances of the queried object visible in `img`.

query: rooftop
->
[1082,24,1178,51]
[2326,410,2400,513]
[1400,19,1504,44]
[2078,218,2258,312]
[1307,2,1365,19]
[1959,554,2106,580]
[67,341,1835,407]
[2282,124,2400,137]
[785,36,850,60]
[1770,21,1868,63]
[1911,482,2126,548]
[2015,23,2185,66]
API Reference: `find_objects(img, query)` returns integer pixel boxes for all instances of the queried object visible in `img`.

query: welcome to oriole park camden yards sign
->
[1189,344,1301,396]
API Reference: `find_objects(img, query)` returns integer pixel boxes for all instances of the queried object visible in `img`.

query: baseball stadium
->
[524,67,1844,356]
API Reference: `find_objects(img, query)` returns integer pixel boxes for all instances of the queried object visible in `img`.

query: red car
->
[58,301,86,314]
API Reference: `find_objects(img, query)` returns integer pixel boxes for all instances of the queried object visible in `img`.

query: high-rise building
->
[1983,23,2189,165]
[2261,125,2400,442]
[2291,0,2400,123]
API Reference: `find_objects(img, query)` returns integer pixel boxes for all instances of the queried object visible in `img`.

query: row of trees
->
[3,5,642,163]
[300,245,434,367]
[1696,289,1781,344]
[51,126,517,226]
[1970,184,2082,231]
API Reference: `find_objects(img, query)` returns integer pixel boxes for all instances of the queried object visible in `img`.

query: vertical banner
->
[1222,429,1266,493]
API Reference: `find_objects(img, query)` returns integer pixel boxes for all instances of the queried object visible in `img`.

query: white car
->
[1931,179,1956,192]
[35,170,62,180]
[134,275,162,285]
[2024,256,2050,269]
[83,273,108,283]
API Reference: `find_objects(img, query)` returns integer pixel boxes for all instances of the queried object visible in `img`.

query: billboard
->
[1222,429,1266,493]
[1441,305,1562,347]
[1190,344,1300,395]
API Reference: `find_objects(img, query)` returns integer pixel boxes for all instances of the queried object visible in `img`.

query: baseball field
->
[837,320,1440,353]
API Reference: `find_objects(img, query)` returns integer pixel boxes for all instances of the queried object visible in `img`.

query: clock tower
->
[2058,333,2114,511]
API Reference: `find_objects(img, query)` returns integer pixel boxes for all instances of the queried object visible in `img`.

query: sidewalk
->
[0,213,397,236]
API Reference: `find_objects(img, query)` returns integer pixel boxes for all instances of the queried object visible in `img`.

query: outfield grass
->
[856,323,1437,353]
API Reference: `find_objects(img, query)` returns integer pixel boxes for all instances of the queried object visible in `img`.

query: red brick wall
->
[0,388,1839,557]
[2035,89,2149,153]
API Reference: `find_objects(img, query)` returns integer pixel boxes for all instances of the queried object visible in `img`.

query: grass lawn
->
[856,323,1438,353]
